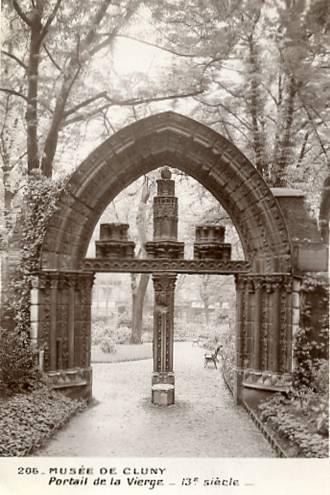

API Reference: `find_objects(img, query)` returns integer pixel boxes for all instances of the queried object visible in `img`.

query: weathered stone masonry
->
[19,112,327,402]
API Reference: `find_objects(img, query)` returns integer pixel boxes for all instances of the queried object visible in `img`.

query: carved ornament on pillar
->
[152,272,176,383]
[146,167,184,260]
[235,273,294,392]
[36,270,94,373]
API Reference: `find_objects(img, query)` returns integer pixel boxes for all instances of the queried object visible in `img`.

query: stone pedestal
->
[152,383,175,406]
[193,225,231,260]
[95,223,135,258]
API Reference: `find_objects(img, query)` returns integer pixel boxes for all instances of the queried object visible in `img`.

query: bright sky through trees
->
[113,37,160,75]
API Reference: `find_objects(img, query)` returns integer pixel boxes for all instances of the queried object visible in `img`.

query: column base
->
[151,372,175,406]
[152,383,175,406]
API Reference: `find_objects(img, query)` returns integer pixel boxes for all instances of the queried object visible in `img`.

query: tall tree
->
[0,0,204,214]
[147,0,330,197]
[130,176,152,344]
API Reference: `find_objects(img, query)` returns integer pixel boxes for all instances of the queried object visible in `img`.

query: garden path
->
[37,342,275,457]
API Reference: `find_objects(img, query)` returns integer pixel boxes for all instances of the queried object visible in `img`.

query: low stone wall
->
[221,366,285,458]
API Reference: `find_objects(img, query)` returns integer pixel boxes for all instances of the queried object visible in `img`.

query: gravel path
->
[37,342,275,457]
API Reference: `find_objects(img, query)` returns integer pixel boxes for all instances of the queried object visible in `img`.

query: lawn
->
[91,343,152,363]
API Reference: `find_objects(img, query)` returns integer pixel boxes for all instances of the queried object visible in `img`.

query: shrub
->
[142,331,153,343]
[100,334,117,354]
[93,324,131,351]
[115,326,131,344]
[91,322,107,346]
[220,327,236,391]
[0,328,41,396]
[257,280,329,457]
[0,386,83,456]
[258,393,328,457]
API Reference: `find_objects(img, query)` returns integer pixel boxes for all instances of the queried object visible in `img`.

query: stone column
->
[49,273,59,371]
[253,277,263,369]
[75,272,94,368]
[67,276,76,369]
[269,281,281,372]
[151,272,176,406]
[233,275,246,404]
[237,274,294,393]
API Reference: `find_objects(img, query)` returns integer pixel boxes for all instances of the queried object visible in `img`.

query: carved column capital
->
[152,272,177,292]
[49,272,60,290]
[75,272,95,291]
[235,274,247,292]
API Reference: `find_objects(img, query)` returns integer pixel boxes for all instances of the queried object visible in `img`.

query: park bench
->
[204,345,223,369]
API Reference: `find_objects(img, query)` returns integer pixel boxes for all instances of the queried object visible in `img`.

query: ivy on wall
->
[258,278,329,457]
[293,282,329,389]
[0,173,67,394]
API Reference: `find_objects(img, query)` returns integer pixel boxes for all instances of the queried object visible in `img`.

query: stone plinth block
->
[100,223,129,241]
[195,225,225,243]
[194,224,231,260]
[46,367,93,401]
[152,383,175,406]
[96,222,135,258]
[145,240,184,259]
[194,243,231,260]
[95,240,135,258]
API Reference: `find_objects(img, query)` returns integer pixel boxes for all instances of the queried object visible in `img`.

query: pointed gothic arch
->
[41,111,292,274]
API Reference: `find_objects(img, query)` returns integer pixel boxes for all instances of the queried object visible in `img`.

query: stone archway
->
[33,111,297,401]
[41,111,292,272]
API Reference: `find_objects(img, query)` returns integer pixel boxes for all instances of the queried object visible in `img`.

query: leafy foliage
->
[100,336,117,354]
[258,386,329,458]
[293,284,329,389]
[10,173,67,335]
[0,327,40,396]
[257,280,329,457]
[220,328,236,392]
[92,322,132,354]
[0,173,67,394]
[148,0,330,207]
[0,386,84,456]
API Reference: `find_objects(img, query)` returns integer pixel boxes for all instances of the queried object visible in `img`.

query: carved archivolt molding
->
[40,112,292,273]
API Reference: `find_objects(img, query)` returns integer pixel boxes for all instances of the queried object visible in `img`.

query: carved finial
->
[160,167,171,180]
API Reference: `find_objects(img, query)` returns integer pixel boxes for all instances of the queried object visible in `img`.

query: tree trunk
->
[247,34,267,178]
[130,177,151,343]
[130,273,150,344]
[200,275,210,329]
[272,75,297,186]
[26,10,42,173]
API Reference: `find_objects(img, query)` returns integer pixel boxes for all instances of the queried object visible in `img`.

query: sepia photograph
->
[0,0,329,494]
